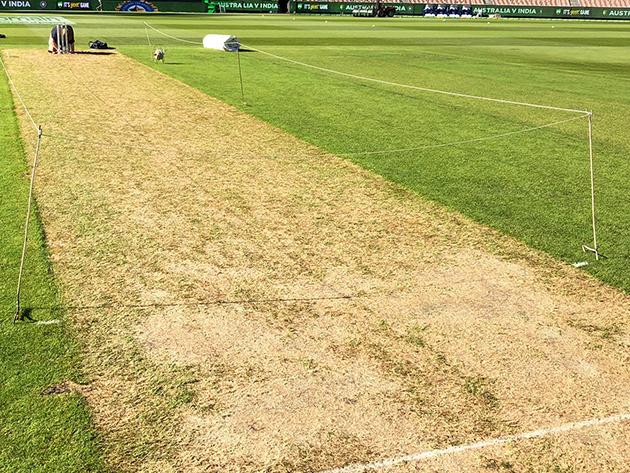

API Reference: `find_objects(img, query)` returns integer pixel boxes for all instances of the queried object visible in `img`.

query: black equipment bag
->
[89,40,109,49]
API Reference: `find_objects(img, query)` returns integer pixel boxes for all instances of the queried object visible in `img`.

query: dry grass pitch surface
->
[5,49,629,472]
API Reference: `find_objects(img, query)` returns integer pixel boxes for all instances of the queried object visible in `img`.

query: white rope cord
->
[140,23,588,115]
[14,126,43,322]
[1,51,47,321]
[137,23,601,258]
[144,23,153,48]
[137,25,590,163]
[341,114,586,157]
[242,44,589,115]
[140,23,587,115]
[0,52,39,133]
[143,22,201,45]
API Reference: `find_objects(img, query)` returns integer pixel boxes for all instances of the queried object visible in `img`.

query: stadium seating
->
[581,0,630,5]
[486,0,568,5]
[330,0,630,6]
[473,0,630,6]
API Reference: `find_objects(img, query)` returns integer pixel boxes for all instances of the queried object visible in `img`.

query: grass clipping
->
[5,49,630,473]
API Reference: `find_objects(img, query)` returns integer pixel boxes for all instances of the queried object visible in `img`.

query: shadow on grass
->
[24,293,363,317]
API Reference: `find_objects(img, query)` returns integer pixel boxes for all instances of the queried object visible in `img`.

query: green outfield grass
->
[0,68,105,471]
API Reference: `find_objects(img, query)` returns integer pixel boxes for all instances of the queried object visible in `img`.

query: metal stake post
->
[582,112,600,260]
[237,48,245,104]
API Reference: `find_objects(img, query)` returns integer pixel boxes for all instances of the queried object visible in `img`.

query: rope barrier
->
[0,24,603,321]
[14,126,43,323]
[144,22,153,49]
[1,51,47,321]
[241,44,589,116]
[141,23,588,115]
[140,23,602,259]
[143,22,201,45]
[138,23,591,158]
[341,115,585,157]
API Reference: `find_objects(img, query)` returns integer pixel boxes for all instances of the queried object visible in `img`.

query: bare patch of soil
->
[5,49,629,472]
[42,380,90,396]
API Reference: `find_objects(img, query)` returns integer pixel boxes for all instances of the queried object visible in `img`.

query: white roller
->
[203,34,240,52]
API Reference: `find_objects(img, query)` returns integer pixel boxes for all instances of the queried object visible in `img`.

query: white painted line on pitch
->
[319,413,630,473]
[33,319,62,325]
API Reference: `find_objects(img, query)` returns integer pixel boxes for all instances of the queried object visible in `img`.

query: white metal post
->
[582,111,600,260]
[237,49,245,104]
[587,112,599,260]
[62,25,68,53]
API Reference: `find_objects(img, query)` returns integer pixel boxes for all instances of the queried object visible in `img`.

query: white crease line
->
[319,413,630,473]
[33,319,62,325]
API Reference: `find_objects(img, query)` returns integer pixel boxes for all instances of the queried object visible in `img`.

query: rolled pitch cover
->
[202,34,240,52]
